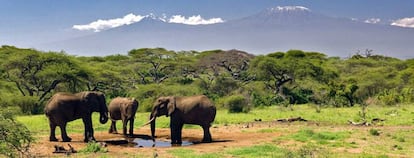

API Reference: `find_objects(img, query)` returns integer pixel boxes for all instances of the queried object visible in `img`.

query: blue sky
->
[1,0,414,47]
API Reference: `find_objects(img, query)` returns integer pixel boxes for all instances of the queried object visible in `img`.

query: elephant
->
[145,95,216,144]
[108,97,139,137]
[44,91,109,142]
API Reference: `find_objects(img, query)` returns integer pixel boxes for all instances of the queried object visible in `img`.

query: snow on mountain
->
[40,6,414,58]
[267,6,311,13]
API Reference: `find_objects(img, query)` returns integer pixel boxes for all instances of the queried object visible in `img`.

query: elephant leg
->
[177,123,183,144]
[82,117,95,142]
[202,125,212,143]
[129,118,135,137]
[60,123,72,142]
[109,120,118,134]
[49,122,58,141]
[122,117,128,136]
[170,121,184,144]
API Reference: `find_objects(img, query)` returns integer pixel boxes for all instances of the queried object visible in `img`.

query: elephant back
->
[179,95,216,125]
[44,92,84,121]
[109,97,139,120]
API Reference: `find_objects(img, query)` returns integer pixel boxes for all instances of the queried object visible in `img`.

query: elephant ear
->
[81,91,99,110]
[167,96,176,117]
[78,91,90,102]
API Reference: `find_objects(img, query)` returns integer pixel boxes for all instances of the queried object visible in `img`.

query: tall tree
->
[129,48,176,84]
[197,49,254,81]
[2,48,87,102]
[249,50,330,104]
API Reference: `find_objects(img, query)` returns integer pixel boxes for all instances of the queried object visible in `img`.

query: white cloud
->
[391,17,414,28]
[364,18,381,24]
[168,15,224,25]
[72,13,225,32]
[72,13,147,32]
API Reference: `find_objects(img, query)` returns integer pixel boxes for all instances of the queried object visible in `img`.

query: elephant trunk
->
[100,112,109,124]
[99,94,109,124]
[149,112,157,141]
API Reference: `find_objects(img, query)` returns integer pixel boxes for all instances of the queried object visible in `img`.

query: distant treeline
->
[1,45,413,114]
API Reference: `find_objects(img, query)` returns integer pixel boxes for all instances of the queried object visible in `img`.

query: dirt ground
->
[29,121,413,157]
[30,121,287,157]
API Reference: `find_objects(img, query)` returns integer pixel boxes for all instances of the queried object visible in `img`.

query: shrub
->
[251,92,282,107]
[377,89,401,105]
[376,88,414,106]
[369,128,380,136]
[0,107,34,157]
[174,77,194,85]
[79,141,108,153]
[0,96,41,114]
[223,95,251,113]
[210,76,239,97]
[244,81,282,106]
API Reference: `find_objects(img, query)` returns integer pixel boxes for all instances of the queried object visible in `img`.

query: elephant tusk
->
[142,117,156,127]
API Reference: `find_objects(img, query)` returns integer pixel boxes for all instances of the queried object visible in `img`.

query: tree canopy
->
[1,45,414,114]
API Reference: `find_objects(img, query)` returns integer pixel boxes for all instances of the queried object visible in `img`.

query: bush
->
[0,96,41,114]
[210,76,239,97]
[376,88,414,106]
[222,95,251,113]
[0,107,34,157]
[369,128,380,136]
[377,89,401,105]
[79,141,108,153]
[243,81,282,107]
[174,77,194,85]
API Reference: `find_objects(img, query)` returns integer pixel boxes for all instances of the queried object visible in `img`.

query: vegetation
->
[79,141,108,153]
[1,45,414,157]
[2,46,413,115]
[0,107,33,158]
[12,104,414,157]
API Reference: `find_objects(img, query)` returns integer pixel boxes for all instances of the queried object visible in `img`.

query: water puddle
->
[105,138,194,148]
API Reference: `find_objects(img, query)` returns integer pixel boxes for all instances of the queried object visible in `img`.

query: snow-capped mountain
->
[40,6,414,58]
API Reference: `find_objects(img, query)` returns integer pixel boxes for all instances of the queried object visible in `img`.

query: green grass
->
[287,129,350,142]
[227,144,292,158]
[79,141,108,153]
[214,104,414,126]
[167,148,220,158]
[17,104,414,136]
[15,104,414,157]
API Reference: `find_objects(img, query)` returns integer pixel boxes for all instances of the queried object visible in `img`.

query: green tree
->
[197,49,254,82]
[250,50,331,104]
[129,48,177,84]
[1,48,88,102]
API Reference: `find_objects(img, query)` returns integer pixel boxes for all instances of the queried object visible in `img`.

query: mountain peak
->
[267,6,311,13]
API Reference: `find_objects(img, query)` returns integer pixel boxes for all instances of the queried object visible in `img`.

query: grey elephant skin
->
[148,95,216,144]
[44,91,109,142]
[108,97,139,136]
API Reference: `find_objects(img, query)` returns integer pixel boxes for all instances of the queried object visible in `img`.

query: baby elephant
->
[108,97,139,136]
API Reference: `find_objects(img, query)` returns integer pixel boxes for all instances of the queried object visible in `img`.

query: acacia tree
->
[83,61,128,97]
[197,49,254,82]
[2,48,88,102]
[249,55,293,102]
[194,50,255,97]
[128,48,176,84]
[249,50,330,104]
[175,50,199,78]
